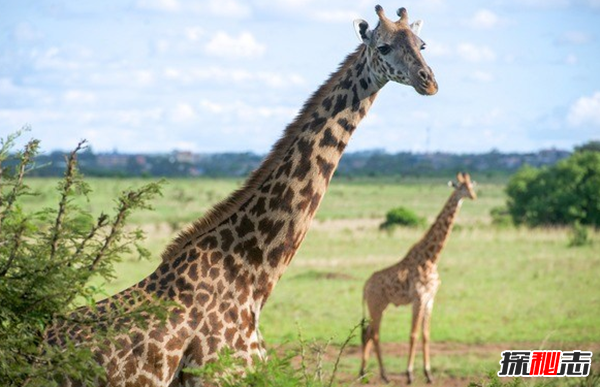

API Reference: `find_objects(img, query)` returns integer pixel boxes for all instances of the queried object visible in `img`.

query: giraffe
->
[46,5,438,386]
[359,172,477,384]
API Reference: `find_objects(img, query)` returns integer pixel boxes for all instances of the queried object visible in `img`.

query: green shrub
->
[490,206,513,228]
[380,206,425,229]
[569,221,590,247]
[0,131,166,386]
[184,323,361,387]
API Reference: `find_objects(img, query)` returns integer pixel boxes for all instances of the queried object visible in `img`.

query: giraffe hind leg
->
[359,323,373,379]
[366,307,388,383]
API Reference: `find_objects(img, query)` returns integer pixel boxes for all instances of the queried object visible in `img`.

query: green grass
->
[261,225,600,345]
[21,176,600,384]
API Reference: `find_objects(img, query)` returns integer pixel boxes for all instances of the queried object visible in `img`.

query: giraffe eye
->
[420,43,426,50]
[377,44,391,55]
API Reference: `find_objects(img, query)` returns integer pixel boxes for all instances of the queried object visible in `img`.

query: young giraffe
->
[46,5,438,387]
[359,172,477,384]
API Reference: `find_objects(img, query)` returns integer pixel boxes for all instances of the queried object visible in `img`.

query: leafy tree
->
[506,150,600,227]
[0,131,166,386]
[575,140,600,154]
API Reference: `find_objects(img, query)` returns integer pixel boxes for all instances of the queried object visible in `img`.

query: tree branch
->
[49,140,86,260]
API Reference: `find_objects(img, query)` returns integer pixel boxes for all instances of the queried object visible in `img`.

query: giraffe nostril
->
[418,69,429,82]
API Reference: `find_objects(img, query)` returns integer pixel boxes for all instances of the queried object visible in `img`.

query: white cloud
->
[185,27,204,41]
[163,66,304,88]
[199,99,297,122]
[312,9,361,23]
[170,103,196,123]
[555,31,593,45]
[564,53,578,65]
[136,0,251,17]
[457,43,496,63]
[467,9,500,29]
[205,0,251,18]
[468,71,494,83]
[567,92,600,127]
[460,108,503,128]
[13,22,42,42]
[503,0,600,8]
[425,39,451,57]
[136,0,180,12]
[113,108,164,127]
[134,70,155,86]
[64,90,96,104]
[205,32,266,58]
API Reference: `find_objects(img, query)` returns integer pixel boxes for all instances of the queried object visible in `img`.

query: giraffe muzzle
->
[414,67,438,96]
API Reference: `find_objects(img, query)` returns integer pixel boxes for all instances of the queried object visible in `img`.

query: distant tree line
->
[17,147,572,179]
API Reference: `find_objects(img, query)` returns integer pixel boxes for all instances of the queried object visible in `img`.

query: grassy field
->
[22,176,600,385]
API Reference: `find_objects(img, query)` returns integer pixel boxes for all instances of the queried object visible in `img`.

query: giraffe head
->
[353,5,438,95]
[449,172,477,200]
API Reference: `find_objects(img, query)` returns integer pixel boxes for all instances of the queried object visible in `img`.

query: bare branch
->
[0,222,26,277]
[72,213,109,262]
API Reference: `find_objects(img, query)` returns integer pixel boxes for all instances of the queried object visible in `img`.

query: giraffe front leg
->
[407,301,424,385]
[255,326,267,360]
[422,297,435,384]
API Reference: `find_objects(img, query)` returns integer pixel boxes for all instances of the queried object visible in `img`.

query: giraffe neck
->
[415,191,463,265]
[157,45,382,306]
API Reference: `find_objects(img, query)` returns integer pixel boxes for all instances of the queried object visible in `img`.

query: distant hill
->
[26,148,570,178]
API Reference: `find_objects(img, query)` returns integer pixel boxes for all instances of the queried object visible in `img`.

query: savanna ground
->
[22,176,600,386]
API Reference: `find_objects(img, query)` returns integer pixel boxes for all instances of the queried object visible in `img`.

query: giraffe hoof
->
[406,370,414,384]
[425,369,434,383]
[381,373,390,384]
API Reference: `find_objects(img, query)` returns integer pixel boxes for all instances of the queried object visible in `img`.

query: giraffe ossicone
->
[359,172,476,384]
[47,5,438,386]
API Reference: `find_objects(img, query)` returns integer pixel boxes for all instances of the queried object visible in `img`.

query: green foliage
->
[184,324,360,387]
[569,221,591,247]
[380,206,425,229]
[0,131,165,386]
[469,370,600,387]
[490,206,513,227]
[185,348,309,387]
[468,372,525,387]
[575,140,600,154]
[506,151,600,227]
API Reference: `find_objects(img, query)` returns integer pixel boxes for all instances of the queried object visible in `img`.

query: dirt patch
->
[311,218,382,232]
[289,341,600,387]
[290,270,355,281]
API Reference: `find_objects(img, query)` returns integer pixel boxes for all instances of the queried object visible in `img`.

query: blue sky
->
[1,0,599,154]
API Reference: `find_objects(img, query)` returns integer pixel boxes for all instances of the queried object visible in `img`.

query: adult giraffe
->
[47,5,438,386]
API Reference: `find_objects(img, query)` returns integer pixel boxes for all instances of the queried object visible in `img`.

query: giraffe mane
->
[160,45,366,261]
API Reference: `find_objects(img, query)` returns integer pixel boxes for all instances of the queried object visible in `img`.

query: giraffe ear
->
[410,20,423,36]
[353,19,373,44]
[448,180,457,188]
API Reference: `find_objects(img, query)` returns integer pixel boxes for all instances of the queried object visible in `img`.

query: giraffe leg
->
[406,301,424,385]
[422,298,435,384]
[359,322,374,379]
[256,326,267,360]
[370,314,389,383]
